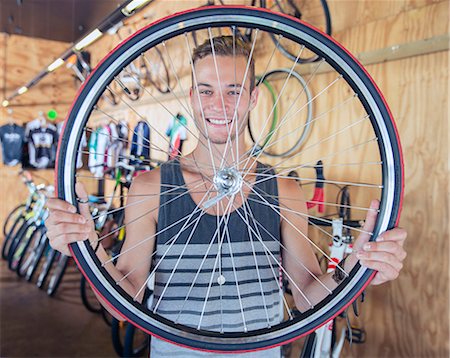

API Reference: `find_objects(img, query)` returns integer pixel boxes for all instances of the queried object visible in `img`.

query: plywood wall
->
[0,1,448,357]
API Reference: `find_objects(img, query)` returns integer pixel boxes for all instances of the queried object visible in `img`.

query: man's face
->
[190,55,258,145]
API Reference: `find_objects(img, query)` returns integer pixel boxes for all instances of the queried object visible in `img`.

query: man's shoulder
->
[130,167,161,194]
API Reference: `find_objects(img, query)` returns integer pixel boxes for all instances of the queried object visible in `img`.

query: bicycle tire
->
[25,233,49,282]
[123,324,150,357]
[111,318,126,357]
[56,6,403,352]
[249,68,313,157]
[3,204,26,238]
[47,254,70,296]
[7,220,35,272]
[300,332,317,358]
[111,318,150,358]
[265,0,333,63]
[80,275,103,313]
[16,225,46,278]
[2,214,26,260]
[36,248,58,289]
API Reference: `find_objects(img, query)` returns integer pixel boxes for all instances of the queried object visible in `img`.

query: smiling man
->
[45,36,407,357]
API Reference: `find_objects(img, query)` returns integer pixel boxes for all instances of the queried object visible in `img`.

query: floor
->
[0,258,118,357]
[0,257,308,358]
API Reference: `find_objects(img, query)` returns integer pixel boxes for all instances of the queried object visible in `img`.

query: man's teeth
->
[208,118,232,125]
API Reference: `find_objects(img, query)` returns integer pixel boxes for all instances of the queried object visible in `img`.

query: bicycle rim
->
[56,6,403,352]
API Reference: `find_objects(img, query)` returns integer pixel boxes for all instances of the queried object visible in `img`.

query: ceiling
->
[0,0,124,43]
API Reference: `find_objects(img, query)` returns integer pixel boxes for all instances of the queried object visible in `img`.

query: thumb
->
[353,199,379,251]
[75,182,93,222]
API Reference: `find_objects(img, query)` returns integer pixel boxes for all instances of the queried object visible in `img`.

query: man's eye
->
[200,90,212,95]
[228,90,240,96]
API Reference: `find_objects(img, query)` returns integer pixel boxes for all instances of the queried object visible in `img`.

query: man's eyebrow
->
[196,83,212,87]
[227,84,247,90]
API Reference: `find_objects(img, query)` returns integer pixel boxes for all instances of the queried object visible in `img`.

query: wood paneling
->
[0,33,77,123]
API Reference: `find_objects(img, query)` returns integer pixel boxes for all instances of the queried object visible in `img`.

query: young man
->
[46,36,407,357]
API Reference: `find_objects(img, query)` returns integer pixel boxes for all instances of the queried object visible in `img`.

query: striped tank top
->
[150,160,282,357]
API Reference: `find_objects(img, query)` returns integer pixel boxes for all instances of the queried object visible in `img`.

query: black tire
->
[3,204,26,237]
[265,0,333,63]
[47,254,70,296]
[7,220,35,272]
[112,318,149,358]
[16,225,46,278]
[123,324,150,357]
[80,275,103,313]
[25,228,49,281]
[56,7,403,352]
[111,318,126,357]
[36,248,58,289]
[300,332,317,358]
[2,214,26,260]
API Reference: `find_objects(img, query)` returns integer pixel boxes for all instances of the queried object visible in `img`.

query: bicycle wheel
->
[249,68,313,157]
[56,6,403,352]
[25,232,49,282]
[2,214,26,259]
[7,220,35,272]
[3,204,26,237]
[264,0,332,63]
[17,225,46,278]
[47,254,69,296]
[36,247,58,289]
[111,318,150,357]
[80,275,103,313]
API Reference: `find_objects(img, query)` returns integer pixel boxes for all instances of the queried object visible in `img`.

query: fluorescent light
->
[1,100,9,107]
[47,58,65,72]
[122,0,151,16]
[74,29,102,51]
[18,86,28,95]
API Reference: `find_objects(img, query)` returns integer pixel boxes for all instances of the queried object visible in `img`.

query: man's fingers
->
[377,227,407,244]
[356,250,404,272]
[361,240,407,261]
[47,222,92,237]
[361,199,379,233]
[75,182,92,221]
[46,197,77,213]
[353,199,379,250]
[45,211,86,226]
[358,259,400,285]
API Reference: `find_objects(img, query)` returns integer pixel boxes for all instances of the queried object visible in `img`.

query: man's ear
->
[249,86,260,111]
[189,87,193,106]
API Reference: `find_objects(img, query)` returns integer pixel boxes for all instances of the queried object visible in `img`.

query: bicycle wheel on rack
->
[263,0,332,63]
[2,214,27,260]
[7,220,36,272]
[250,68,313,157]
[47,254,70,296]
[80,275,103,313]
[25,232,49,282]
[56,6,403,353]
[17,225,46,278]
[3,204,26,238]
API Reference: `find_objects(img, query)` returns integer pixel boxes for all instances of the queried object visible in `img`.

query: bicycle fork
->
[314,218,352,358]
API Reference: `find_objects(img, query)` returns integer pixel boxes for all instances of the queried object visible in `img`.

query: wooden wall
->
[0,1,448,357]
[0,34,76,227]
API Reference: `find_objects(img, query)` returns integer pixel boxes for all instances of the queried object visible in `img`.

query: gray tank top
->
[150,160,282,357]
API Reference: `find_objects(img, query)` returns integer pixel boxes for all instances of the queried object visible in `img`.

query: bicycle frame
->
[313,218,353,358]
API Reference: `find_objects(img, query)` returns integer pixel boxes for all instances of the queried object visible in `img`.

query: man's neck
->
[191,140,250,171]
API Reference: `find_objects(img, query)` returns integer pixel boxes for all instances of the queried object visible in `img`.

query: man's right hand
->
[45,182,97,256]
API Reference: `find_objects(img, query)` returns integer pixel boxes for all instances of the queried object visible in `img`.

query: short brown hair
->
[192,35,255,92]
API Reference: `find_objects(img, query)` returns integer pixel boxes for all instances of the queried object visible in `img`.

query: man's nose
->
[207,94,233,113]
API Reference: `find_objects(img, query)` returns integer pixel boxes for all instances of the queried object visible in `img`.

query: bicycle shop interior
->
[0,0,448,357]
